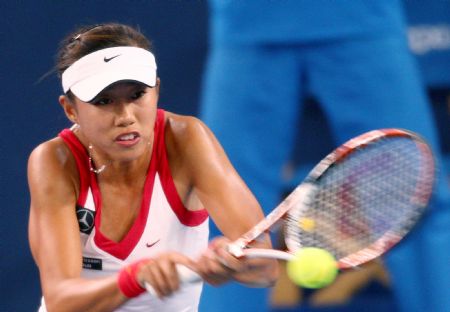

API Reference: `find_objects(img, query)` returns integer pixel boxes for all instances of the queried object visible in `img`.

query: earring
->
[88,144,106,174]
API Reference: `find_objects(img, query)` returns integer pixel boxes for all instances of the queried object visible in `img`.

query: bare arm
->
[166,115,279,286]
[28,140,127,311]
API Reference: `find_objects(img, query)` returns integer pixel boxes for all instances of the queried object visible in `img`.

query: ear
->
[59,95,78,124]
[155,78,161,95]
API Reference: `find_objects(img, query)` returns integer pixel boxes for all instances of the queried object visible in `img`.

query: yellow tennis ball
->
[286,247,338,289]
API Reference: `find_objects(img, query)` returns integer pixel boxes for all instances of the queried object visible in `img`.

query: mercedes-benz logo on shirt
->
[76,206,95,234]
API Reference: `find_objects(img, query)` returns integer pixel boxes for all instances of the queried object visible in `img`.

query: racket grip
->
[144,264,201,296]
[242,249,295,261]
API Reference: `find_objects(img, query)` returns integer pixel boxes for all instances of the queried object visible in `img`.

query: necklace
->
[88,144,107,174]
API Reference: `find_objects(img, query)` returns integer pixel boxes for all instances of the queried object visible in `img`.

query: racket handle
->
[228,241,296,262]
[241,249,295,261]
[144,264,201,296]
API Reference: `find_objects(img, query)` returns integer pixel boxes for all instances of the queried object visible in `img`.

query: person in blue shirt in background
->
[405,0,450,177]
[200,1,450,311]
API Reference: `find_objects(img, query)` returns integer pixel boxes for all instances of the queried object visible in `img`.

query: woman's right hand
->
[135,252,197,298]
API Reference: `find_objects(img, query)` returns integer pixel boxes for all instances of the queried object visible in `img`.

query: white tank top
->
[39,109,209,312]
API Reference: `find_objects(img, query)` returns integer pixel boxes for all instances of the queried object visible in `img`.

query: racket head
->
[283,129,435,268]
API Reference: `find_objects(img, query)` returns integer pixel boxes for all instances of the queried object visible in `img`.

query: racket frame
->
[227,129,435,269]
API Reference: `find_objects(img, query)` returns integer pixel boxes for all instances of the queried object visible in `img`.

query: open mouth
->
[115,132,140,145]
[116,132,139,141]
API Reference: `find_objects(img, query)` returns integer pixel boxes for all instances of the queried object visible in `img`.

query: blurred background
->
[1,1,448,311]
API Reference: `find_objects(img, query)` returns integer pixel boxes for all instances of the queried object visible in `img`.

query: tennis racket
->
[146,128,435,294]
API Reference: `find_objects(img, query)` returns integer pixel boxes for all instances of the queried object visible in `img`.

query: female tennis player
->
[27,23,277,312]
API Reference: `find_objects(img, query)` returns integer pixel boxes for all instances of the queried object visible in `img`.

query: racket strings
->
[285,136,433,263]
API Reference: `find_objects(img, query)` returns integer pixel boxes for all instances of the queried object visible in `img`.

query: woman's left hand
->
[194,236,248,286]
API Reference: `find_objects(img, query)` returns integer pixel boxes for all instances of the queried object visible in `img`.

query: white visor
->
[62,46,157,102]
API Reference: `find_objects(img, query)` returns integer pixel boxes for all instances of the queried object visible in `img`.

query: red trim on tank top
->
[59,124,157,260]
[59,109,208,260]
[156,112,208,226]
[91,152,158,260]
[59,129,90,206]
[91,113,160,260]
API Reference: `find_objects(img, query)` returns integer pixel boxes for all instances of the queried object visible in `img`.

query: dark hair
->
[57,23,152,78]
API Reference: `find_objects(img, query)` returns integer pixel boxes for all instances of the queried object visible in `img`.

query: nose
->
[114,101,135,127]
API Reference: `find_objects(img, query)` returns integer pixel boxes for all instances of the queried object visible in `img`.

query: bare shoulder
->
[163,111,232,184]
[29,137,74,173]
[28,136,79,197]
[164,111,212,145]
[165,111,237,181]
[164,111,221,160]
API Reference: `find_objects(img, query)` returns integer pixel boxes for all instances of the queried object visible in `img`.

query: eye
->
[131,90,146,100]
[91,97,112,106]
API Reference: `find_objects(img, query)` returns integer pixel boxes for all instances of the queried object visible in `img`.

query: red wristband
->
[117,259,148,298]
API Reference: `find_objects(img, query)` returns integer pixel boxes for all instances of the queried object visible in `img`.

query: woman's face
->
[68,81,159,163]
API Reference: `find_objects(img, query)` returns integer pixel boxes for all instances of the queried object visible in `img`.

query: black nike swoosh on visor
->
[104,54,121,62]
